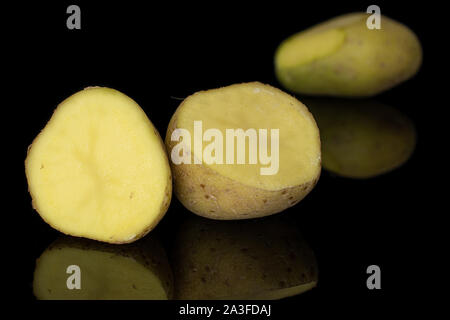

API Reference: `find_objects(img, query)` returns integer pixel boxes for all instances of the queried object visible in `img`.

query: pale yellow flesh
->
[275,14,365,70]
[33,247,168,300]
[276,29,346,69]
[25,87,171,243]
[174,82,321,190]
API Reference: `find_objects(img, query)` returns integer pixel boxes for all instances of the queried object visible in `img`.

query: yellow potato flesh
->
[276,28,346,69]
[275,14,365,71]
[175,82,321,190]
[25,87,171,243]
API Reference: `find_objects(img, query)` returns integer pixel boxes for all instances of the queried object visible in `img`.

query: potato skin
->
[275,13,422,97]
[165,98,320,220]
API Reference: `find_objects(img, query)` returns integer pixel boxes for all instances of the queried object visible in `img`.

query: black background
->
[6,0,440,317]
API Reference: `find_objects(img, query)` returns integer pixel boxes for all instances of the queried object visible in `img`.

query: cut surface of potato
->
[166,82,321,219]
[25,87,172,243]
[277,28,346,69]
[171,215,318,300]
[33,237,173,300]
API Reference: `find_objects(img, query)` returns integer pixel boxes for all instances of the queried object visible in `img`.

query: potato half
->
[33,236,173,300]
[165,82,321,220]
[275,13,422,97]
[25,87,172,243]
[306,99,416,178]
[171,215,318,300]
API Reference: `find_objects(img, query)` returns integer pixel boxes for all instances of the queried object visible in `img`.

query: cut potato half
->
[33,236,173,300]
[25,87,172,243]
[166,82,321,219]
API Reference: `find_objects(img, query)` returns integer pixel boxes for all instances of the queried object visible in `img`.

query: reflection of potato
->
[165,82,321,220]
[33,236,173,300]
[25,87,172,243]
[306,99,416,178]
[171,215,318,300]
[275,13,422,97]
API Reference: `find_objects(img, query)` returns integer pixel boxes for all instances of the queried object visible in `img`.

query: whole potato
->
[306,98,416,178]
[275,13,422,97]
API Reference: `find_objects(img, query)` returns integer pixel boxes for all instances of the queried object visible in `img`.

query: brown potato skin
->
[165,98,320,220]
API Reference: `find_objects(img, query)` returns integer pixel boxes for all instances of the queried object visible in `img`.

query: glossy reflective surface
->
[171,215,317,300]
[33,235,173,300]
[305,98,416,178]
[33,214,317,300]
